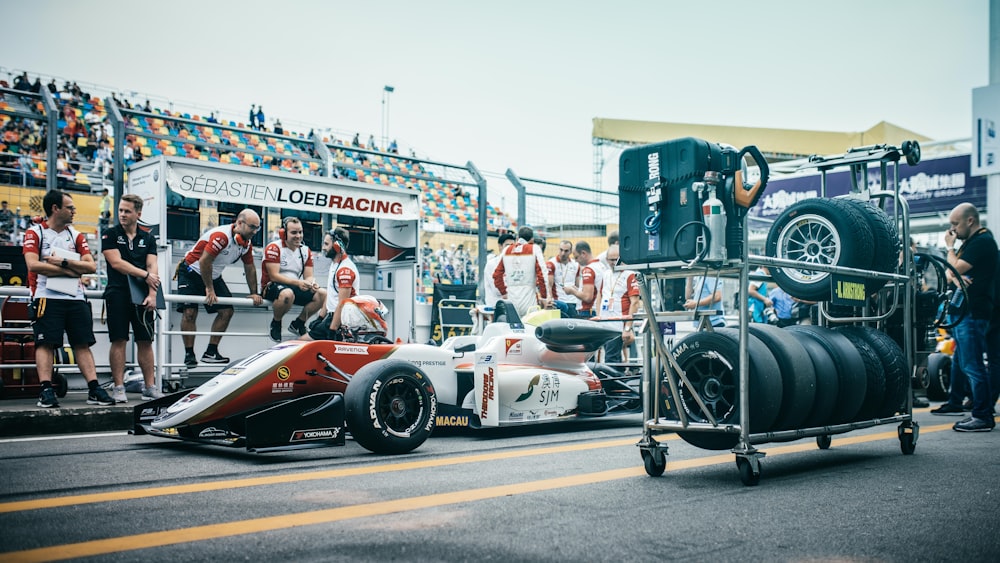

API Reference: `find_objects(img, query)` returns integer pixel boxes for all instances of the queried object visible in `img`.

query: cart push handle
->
[732,145,770,210]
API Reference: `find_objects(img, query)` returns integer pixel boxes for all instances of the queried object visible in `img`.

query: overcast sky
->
[2,0,989,195]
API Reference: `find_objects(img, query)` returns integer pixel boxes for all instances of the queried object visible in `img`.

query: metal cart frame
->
[635,144,920,485]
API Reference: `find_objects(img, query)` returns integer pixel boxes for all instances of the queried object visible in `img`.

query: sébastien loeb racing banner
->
[128,157,421,234]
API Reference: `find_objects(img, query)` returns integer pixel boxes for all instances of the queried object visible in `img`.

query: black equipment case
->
[618,137,733,265]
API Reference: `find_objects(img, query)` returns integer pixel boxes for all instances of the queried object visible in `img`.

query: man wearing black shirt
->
[101,194,163,402]
[936,203,998,431]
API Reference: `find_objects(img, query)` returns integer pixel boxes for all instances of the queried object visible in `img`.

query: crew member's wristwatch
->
[61,258,68,268]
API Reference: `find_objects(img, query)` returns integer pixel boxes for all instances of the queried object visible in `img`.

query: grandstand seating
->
[1,74,516,233]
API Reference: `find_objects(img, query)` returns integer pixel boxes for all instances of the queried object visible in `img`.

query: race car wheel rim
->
[679,354,736,423]
[377,376,426,436]
[773,213,840,285]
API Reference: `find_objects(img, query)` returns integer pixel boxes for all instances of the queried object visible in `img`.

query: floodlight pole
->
[382,85,394,150]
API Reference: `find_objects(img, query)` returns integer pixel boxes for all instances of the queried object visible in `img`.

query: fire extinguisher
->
[701,171,727,263]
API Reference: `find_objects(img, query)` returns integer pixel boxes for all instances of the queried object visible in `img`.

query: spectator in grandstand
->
[101,193,163,403]
[94,140,112,178]
[84,106,102,126]
[123,140,135,165]
[482,233,516,308]
[30,77,42,94]
[595,244,639,363]
[13,72,30,91]
[47,78,57,94]
[436,242,450,265]
[597,230,620,270]
[684,275,726,328]
[368,134,378,151]
[389,139,398,154]
[206,112,218,124]
[176,209,264,367]
[142,99,151,112]
[563,241,604,317]
[249,104,257,129]
[493,226,551,317]
[273,119,283,135]
[256,106,265,131]
[352,133,360,147]
[24,189,113,408]
[548,239,580,318]
[304,227,362,341]
[98,188,113,233]
[261,217,326,342]
[0,201,15,244]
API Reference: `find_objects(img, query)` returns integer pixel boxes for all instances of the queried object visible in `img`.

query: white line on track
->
[0,432,128,444]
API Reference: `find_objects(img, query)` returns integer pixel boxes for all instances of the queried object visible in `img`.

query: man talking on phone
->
[932,203,997,432]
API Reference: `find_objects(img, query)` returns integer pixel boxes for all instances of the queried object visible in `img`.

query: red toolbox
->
[0,297,64,400]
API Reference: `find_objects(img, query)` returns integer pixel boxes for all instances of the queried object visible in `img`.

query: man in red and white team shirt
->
[306,227,360,341]
[24,189,113,408]
[547,239,580,318]
[563,240,606,317]
[492,226,550,318]
[595,244,640,363]
[261,217,326,342]
[176,209,264,367]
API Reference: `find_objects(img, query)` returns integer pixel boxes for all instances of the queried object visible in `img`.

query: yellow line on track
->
[0,436,660,514]
[1,422,954,563]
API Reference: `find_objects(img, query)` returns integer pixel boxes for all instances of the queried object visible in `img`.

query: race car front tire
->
[345,359,437,455]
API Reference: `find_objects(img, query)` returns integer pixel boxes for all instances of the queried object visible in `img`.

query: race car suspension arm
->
[308,353,353,385]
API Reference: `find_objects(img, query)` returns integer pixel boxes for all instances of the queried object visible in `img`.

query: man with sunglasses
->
[176,209,264,367]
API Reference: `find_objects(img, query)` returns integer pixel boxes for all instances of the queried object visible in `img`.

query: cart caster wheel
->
[816,435,832,450]
[53,372,68,398]
[642,450,666,477]
[899,431,917,455]
[737,458,760,486]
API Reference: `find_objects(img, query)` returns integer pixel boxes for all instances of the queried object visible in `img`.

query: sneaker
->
[142,386,165,401]
[37,387,59,408]
[87,386,116,406]
[269,320,282,343]
[289,318,307,337]
[954,417,996,432]
[201,350,230,364]
[930,403,966,416]
[184,352,198,368]
[111,385,128,403]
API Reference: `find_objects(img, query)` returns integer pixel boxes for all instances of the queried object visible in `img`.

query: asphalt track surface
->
[0,409,998,562]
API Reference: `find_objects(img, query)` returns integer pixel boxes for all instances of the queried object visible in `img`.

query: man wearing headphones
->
[306,227,359,341]
[177,209,264,367]
[261,216,326,342]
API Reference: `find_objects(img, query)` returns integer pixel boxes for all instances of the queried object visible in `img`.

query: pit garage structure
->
[125,156,422,387]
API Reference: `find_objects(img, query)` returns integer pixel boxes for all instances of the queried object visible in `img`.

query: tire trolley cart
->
[619,137,923,485]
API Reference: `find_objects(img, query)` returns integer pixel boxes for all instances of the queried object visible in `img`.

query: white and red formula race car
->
[134,300,642,455]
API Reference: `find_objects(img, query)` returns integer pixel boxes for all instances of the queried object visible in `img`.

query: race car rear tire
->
[836,328,887,421]
[839,325,909,417]
[837,198,901,297]
[668,329,783,450]
[765,198,875,302]
[748,324,816,431]
[345,360,437,455]
[924,353,951,402]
